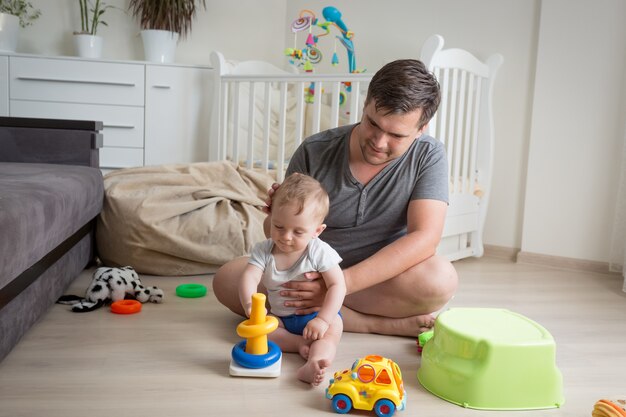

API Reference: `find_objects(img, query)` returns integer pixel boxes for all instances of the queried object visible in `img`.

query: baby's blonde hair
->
[273,173,329,222]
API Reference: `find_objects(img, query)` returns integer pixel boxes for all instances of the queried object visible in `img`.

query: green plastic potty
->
[417,308,564,410]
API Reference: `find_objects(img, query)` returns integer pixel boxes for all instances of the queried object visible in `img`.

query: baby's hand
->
[243,303,252,318]
[303,317,329,340]
[243,303,269,319]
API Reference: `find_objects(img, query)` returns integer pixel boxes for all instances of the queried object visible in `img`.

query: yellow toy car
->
[325,355,406,417]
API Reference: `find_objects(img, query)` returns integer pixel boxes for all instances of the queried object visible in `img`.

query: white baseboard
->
[483,244,520,261]
[516,251,611,274]
[482,245,615,274]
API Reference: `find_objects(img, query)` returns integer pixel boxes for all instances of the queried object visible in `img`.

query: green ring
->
[176,283,207,298]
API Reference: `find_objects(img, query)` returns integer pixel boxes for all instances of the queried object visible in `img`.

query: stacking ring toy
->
[111,300,142,314]
[231,293,281,367]
[236,293,279,355]
[176,283,207,298]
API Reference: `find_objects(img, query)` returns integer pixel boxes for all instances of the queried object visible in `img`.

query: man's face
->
[356,101,425,165]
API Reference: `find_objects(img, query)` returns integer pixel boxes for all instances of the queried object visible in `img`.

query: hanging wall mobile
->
[284,6,364,105]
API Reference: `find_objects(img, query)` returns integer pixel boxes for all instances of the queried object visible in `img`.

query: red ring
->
[111,300,142,314]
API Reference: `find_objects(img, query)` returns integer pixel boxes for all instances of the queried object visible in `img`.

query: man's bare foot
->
[379,313,435,336]
[297,358,330,386]
[341,307,436,337]
[416,313,436,334]
[383,313,435,336]
[298,344,310,360]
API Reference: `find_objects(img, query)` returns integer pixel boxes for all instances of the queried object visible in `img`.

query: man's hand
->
[280,272,327,315]
[262,183,281,214]
[302,317,329,340]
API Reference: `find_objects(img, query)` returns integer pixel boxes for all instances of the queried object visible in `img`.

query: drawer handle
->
[152,85,171,89]
[104,124,135,129]
[16,76,136,87]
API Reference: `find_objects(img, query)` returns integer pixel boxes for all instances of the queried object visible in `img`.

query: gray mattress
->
[0,162,103,289]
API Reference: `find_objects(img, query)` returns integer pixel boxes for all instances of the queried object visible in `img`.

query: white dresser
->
[0,56,8,117]
[0,53,212,169]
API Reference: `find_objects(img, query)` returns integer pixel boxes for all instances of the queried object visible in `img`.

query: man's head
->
[270,173,329,253]
[364,59,440,131]
[355,59,440,166]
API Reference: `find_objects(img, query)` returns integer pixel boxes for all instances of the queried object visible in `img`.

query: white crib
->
[209,51,371,180]
[208,35,502,261]
[421,35,503,259]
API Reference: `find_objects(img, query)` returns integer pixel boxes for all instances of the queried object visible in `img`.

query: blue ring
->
[231,340,282,369]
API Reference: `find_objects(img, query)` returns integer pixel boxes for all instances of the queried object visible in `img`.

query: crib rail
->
[428,66,487,196]
[211,72,371,181]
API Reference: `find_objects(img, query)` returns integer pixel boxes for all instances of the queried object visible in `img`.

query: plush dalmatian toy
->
[57,266,164,312]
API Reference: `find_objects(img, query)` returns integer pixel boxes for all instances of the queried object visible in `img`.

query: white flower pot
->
[0,13,20,52]
[140,30,178,63]
[73,34,103,59]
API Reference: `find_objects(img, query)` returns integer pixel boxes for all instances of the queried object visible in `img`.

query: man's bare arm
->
[342,198,447,294]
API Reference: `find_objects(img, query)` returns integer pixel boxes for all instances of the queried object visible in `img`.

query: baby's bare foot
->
[297,358,330,386]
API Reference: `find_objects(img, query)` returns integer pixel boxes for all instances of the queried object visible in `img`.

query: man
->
[213,59,458,337]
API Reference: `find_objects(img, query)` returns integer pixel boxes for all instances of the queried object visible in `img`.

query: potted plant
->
[73,0,115,59]
[76,0,114,36]
[128,0,206,63]
[0,0,41,52]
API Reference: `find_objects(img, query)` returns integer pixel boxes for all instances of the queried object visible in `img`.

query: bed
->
[208,35,503,262]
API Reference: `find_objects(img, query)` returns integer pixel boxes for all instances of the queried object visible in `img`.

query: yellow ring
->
[236,316,279,338]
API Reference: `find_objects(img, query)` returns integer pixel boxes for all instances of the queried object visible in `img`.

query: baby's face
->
[270,203,325,254]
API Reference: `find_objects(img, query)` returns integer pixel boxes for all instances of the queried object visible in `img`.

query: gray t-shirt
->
[286,124,448,268]
[248,238,342,317]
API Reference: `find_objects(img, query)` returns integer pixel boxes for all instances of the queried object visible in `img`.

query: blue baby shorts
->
[280,312,342,335]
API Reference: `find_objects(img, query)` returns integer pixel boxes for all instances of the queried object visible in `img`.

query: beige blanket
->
[96,161,274,276]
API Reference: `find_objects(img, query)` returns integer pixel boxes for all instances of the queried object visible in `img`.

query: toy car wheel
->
[331,394,352,414]
[374,399,396,417]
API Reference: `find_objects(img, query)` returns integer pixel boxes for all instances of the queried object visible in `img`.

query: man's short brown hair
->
[365,59,441,129]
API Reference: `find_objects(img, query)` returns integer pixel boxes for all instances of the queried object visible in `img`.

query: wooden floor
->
[0,256,624,417]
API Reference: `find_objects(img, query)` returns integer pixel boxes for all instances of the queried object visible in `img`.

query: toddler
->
[239,173,345,386]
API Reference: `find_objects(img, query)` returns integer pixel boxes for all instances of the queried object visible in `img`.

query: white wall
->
[522,0,626,262]
[17,0,287,66]
[12,0,626,263]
